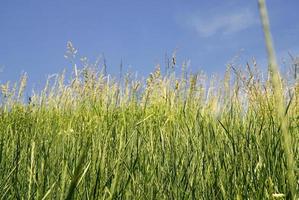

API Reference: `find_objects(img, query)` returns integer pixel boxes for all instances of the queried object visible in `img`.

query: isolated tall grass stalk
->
[258,0,296,198]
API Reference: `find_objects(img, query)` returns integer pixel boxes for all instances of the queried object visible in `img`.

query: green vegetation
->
[0,49,298,199]
[0,1,298,199]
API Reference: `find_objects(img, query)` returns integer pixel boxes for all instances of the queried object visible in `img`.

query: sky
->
[0,0,299,91]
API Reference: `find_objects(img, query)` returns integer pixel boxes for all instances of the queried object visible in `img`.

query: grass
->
[258,0,297,198]
[0,54,298,199]
[0,1,298,199]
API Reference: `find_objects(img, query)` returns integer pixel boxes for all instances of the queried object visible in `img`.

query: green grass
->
[258,0,297,198]
[0,1,298,199]
[0,58,298,199]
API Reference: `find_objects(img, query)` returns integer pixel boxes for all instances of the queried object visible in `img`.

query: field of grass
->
[0,1,298,199]
[0,53,298,199]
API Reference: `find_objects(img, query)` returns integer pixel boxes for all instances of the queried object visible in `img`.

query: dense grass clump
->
[0,52,298,199]
[0,3,298,198]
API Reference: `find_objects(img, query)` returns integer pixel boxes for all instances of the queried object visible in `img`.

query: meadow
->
[0,1,298,199]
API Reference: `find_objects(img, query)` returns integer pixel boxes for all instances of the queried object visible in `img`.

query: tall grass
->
[258,0,297,198]
[0,47,298,199]
[0,2,298,199]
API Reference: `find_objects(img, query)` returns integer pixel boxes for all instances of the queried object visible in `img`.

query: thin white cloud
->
[189,9,258,37]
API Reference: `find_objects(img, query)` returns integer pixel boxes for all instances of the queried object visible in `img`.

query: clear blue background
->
[0,0,298,91]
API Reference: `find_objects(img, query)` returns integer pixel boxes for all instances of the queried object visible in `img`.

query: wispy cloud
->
[188,9,259,37]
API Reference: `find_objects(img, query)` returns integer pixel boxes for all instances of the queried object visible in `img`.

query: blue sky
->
[0,0,298,90]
